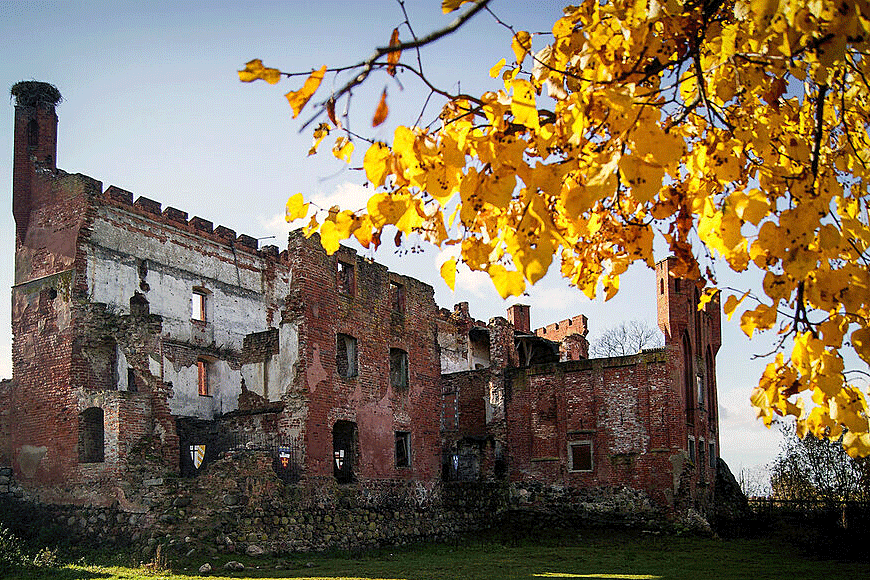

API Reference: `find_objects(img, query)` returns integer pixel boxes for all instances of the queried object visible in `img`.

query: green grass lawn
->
[6,528,869,580]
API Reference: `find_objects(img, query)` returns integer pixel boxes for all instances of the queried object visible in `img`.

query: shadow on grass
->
[2,566,112,580]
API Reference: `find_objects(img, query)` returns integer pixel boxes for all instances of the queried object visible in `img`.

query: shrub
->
[0,524,27,572]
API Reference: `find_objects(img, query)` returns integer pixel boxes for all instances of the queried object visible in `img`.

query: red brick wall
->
[505,352,685,507]
[287,232,442,483]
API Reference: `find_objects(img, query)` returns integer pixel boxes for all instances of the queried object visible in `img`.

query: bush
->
[0,524,27,572]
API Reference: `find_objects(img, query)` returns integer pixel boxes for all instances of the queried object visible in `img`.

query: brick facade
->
[2,83,722,516]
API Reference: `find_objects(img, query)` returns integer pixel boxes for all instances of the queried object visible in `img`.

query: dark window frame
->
[395,431,411,468]
[568,440,593,472]
[336,333,358,378]
[390,348,409,390]
[337,260,355,296]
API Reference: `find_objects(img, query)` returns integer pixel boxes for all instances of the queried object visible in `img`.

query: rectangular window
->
[336,334,358,378]
[688,436,696,464]
[568,441,593,472]
[390,281,405,313]
[390,348,409,389]
[197,360,209,396]
[192,289,207,321]
[395,431,411,468]
[697,374,704,409]
[337,261,355,295]
[709,442,716,470]
[127,368,137,393]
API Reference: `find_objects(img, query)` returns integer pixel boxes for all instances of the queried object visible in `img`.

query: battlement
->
[535,314,589,341]
[99,185,277,260]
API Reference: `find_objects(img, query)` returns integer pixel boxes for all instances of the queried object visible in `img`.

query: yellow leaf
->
[308,122,331,156]
[387,28,401,77]
[510,78,540,132]
[740,302,777,338]
[238,59,281,84]
[440,258,457,291]
[285,65,326,119]
[442,0,472,13]
[852,328,870,365]
[619,155,664,204]
[730,189,770,226]
[697,288,719,311]
[489,58,506,78]
[319,220,340,255]
[488,264,526,299]
[332,136,354,163]
[372,89,389,127]
[363,143,392,187]
[285,193,309,222]
[512,31,532,65]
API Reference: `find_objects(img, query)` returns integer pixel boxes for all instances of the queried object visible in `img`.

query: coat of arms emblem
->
[190,444,205,469]
[279,447,291,468]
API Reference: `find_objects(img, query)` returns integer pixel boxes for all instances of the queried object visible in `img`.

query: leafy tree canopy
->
[243,0,870,456]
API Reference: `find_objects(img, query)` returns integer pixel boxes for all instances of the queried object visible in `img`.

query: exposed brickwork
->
[4,85,722,526]
[440,258,720,511]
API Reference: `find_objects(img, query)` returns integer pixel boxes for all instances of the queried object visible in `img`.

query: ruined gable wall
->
[84,191,295,420]
[287,232,441,483]
[506,351,687,508]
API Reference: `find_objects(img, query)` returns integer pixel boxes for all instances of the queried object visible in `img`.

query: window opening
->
[390,348,409,389]
[395,431,411,468]
[688,436,696,464]
[336,334,358,378]
[127,368,137,393]
[709,442,716,469]
[192,288,207,321]
[697,374,705,409]
[197,360,209,396]
[390,281,405,313]
[79,407,105,463]
[568,441,593,472]
[27,119,38,153]
[332,420,357,483]
[683,331,694,425]
[337,261,355,295]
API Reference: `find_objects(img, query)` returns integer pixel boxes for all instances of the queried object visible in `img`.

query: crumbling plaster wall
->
[85,205,295,420]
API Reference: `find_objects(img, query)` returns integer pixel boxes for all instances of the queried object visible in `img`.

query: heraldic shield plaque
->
[190,444,205,470]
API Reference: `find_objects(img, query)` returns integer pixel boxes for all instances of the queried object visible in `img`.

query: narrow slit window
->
[395,431,411,468]
[198,360,209,396]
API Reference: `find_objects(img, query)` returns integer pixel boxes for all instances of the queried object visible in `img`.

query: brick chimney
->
[11,81,61,243]
[506,303,530,333]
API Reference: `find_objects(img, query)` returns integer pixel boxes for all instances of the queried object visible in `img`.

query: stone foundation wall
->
[0,452,677,558]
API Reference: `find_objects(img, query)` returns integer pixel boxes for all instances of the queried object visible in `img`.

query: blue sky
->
[0,0,785,474]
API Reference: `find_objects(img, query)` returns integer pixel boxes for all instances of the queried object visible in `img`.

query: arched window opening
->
[683,331,694,425]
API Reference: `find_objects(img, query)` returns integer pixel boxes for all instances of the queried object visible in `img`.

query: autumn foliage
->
[242,0,870,457]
